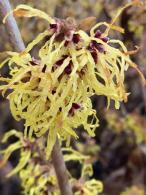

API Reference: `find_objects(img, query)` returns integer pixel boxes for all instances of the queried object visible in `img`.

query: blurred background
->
[0,0,146,194]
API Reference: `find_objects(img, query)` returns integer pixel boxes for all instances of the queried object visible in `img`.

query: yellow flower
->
[0,130,59,194]
[0,2,145,159]
[0,131,103,194]
[0,130,32,177]
[63,147,103,195]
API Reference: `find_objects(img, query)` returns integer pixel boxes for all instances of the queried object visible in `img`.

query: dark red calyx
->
[91,51,98,64]
[29,58,40,66]
[89,40,104,53]
[72,103,81,109]
[63,55,69,58]
[51,89,56,95]
[56,58,65,66]
[95,43,104,53]
[50,23,58,30]
[72,34,80,44]
[94,29,109,43]
[101,37,109,43]
[42,65,47,73]
[65,41,69,47]
[69,103,81,116]
[68,107,74,116]
[56,55,68,66]
[95,30,102,38]
[64,61,72,75]
[64,34,80,46]
[49,23,59,35]
[54,56,72,75]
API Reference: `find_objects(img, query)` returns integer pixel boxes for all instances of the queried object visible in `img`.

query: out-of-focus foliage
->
[106,110,146,144]
[121,185,145,195]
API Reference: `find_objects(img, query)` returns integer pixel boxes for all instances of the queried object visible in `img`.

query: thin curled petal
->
[3,4,55,24]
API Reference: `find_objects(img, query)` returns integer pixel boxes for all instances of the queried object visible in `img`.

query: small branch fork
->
[0,0,72,194]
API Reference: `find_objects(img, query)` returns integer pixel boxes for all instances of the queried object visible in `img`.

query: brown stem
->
[0,0,72,194]
[52,138,72,195]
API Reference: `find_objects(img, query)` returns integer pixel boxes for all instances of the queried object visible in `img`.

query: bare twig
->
[0,0,25,52]
[52,138,73,195]
[0,0,72,194]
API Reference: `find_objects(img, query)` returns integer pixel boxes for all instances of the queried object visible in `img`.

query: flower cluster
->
[63,147,103,195]
[0,3,145,161]
[0,130,102,195]
[0,130,59,194]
